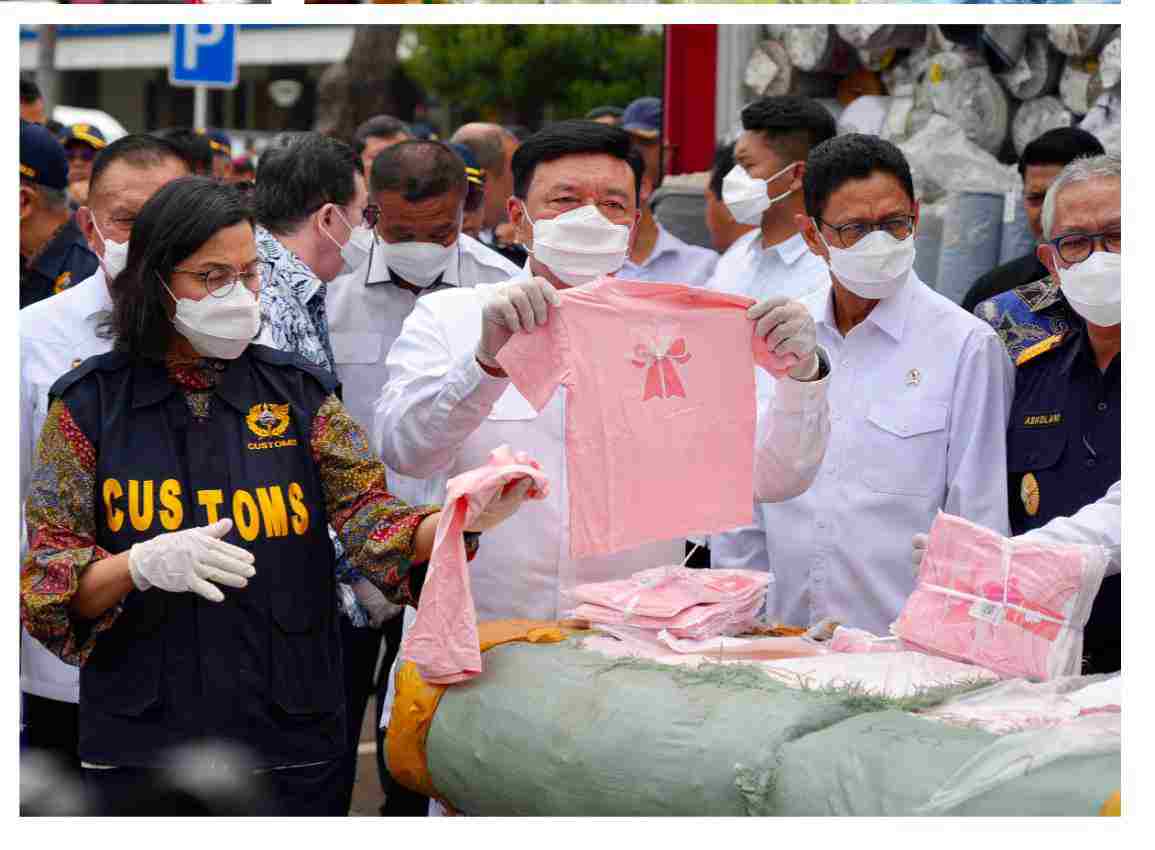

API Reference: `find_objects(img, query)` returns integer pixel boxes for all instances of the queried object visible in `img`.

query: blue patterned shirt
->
[255,225,336,375]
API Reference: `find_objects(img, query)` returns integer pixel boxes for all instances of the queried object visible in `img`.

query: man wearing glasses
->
[1006,153,1121,674]
[713,133,1014,639]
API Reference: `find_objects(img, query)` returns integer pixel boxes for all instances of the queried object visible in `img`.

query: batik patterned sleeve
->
[311,394,449,607]
[20,399,118,666]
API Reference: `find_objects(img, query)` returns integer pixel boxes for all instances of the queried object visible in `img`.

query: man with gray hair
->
[1003,152,1120,674]
[19,121,98,307]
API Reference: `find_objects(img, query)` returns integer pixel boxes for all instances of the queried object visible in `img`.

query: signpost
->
[168,25,239,131]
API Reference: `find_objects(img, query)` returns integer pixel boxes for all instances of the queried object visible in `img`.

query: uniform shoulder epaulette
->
[48,350,131,399]
[1015,333,1066,367]
[249,343,339,394]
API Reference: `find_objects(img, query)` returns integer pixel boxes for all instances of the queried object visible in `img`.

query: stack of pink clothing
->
[567,566,770,640]
[399,445,549,685]
[892,511,1107,681]
[829,626,901,654]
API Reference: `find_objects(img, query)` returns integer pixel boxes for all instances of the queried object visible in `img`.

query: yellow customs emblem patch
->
[1021,472,1040,517]
[246,403,291,439]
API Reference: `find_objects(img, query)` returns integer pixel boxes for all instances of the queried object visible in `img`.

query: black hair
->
[45,119,65,137]
[511,120,643,203]
[740,96,837,161]
[151,128,214,176]
[803,133,916,221]
[709,141,737,199]
[20,76,41,105]
[253,132,360,235]
[585,106,624,122]
[89,134,190,200]
[351,115,412,157]
[1018,127,1106,179]
[111,177,254,361]
[369,139,468,203]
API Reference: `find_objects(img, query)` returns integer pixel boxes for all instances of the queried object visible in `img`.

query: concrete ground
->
[348,695,388,816]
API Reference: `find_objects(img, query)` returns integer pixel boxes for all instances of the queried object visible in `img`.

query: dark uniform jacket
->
[1008,324,1120,674]
[50,347,348,768]
[20,217,99,309]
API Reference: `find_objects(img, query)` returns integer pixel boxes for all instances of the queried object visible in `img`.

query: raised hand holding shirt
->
[496,277,788,559]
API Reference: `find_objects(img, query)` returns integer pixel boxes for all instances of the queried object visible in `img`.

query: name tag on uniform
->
[1022,411,1062,428]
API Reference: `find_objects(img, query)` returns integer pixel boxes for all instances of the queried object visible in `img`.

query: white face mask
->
[323,208,374,276]
[817,225,917,300]
[1058,251,1121,327]
[162,275,261,360]
[385,239,458,288]
[522,203,631,286]
[722,162,798,226]
[91,217,129,281]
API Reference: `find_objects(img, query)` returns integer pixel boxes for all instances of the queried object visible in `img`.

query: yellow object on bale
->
[386,619,575,804]
[1099,789,1120,816]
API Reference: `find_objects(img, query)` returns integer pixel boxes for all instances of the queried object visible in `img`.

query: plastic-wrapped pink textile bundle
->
[399,445,550,685]
[567,566,770,640]
[892,512,1107,681]
[830,626,902,654]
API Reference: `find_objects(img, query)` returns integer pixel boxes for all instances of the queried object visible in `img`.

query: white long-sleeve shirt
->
[20,270,114,703]
[374,271,831,621]
[1021,480,1121,576]
[713,272,1016,636]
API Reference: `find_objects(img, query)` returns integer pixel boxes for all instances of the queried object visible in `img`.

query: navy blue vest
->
[50,345,346,768]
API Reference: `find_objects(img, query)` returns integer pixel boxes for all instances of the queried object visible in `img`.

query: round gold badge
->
[1021,473,1040,517]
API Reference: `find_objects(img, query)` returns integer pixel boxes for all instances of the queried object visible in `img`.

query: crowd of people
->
[18,82,1121,816]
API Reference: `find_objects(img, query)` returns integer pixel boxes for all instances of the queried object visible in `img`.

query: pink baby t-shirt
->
[496,277,778,559]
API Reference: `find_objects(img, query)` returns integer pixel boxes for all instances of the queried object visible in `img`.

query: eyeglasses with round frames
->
[171,262,264,298]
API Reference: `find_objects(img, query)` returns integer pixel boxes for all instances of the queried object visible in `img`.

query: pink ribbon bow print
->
[630,335,692,400]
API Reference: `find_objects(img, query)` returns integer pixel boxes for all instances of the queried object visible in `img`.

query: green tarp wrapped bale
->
[425,639,862,816]
[773,710,1120,816]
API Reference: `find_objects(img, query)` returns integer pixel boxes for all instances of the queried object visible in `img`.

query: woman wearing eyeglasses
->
[19,177,533,816]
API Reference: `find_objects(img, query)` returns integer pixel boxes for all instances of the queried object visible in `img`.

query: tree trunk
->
[37,25,59,117]
[314,25,402,141]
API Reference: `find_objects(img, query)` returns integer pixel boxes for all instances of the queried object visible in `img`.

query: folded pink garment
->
[892,511,1107,681]
[568,566,770,640]
[399,445,549,685]
[566,566,769,618]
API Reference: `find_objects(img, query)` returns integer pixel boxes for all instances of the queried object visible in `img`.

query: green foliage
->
[402,25,663,127]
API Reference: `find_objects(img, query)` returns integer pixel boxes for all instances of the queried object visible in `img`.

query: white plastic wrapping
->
[897,115,1019,203]
[1060,56,1100,117]
[836,95,891,136]
[922,674,1120,735]
[1080,90,1122,157]
[745,40,793,97]
[937,193,1004,305]
[999,35,1062,102]
[836,24,927,52]
[1011,96,1074,158]
[784,25,846,74]
[981,25,1029,72]
[914,52,1009,154]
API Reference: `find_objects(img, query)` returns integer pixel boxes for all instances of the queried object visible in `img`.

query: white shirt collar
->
[818,271,916,343]
[746,231,811,266]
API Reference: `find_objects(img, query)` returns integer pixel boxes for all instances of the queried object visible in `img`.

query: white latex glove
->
[912,533,928,575]
[127,518,256,603]
[476,276,562,369]
[464,477,536,533]
[352,577,402,629]
[747,296,819,380]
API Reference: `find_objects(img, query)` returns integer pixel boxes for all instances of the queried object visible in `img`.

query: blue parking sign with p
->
[169,25,238,89]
